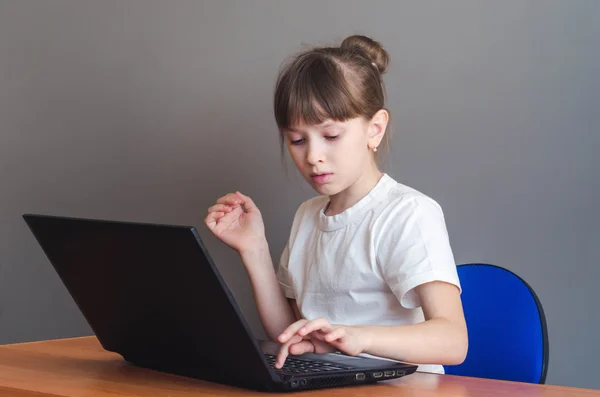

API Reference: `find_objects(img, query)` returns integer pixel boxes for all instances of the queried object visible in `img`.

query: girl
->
[205,35,468,374]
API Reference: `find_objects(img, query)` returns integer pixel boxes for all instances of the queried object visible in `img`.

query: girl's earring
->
[373,147,378,152]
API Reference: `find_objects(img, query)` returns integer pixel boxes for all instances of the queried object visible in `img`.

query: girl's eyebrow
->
[318,121,336,128]
[318,122,346,133]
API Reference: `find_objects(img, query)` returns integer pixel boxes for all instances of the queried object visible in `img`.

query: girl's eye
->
[325,135,339,141]
[290,138,305,145]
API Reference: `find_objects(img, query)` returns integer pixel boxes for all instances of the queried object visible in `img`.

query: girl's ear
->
[368,109,389,150]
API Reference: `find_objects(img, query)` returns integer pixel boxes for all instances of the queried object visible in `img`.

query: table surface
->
[0,336,597,396]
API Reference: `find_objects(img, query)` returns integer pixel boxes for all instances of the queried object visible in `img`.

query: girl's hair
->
[274,35,390,154]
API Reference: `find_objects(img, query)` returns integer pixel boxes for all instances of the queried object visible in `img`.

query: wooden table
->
[0,336,596,397]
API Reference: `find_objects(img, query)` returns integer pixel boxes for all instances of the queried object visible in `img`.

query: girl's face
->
[283,112,387,197]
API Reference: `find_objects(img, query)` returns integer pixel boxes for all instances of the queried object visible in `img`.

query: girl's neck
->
[325,166,384,216]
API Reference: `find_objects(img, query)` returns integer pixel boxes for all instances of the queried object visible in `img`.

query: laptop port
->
[384,371,395,377]
[355,373,366,381]
[290,380,299,388]
[300,379,307,386]
[396,370,406,376]
[372,372,383,378]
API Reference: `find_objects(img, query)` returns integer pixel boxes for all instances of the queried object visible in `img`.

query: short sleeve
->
[276,242,296,299]
[275,197,321,301]
[377,196,461,309]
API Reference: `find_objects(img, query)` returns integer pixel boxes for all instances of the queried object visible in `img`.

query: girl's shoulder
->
[378,174,444,215]
[373,177,450,248]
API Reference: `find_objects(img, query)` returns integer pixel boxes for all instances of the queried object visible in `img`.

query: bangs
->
[274,53,362,131]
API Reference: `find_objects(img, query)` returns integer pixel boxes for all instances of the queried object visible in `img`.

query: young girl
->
[205,35,468,374]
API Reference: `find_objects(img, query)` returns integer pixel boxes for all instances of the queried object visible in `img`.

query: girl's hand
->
[274,318,371,369]
[205,191,266,254]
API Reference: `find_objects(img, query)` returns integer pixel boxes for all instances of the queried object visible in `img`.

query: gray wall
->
[1,0,598,389]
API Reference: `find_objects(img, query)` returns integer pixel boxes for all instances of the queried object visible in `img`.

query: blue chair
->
[444,263,549,383]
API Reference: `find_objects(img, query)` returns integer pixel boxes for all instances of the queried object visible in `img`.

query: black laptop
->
[22,214,417,392]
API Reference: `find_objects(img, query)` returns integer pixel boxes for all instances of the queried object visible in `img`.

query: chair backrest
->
[444,263,548,383]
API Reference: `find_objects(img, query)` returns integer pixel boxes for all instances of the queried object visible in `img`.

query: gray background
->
[1,0,598,389]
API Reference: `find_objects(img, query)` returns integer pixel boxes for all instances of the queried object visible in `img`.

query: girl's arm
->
[357,281,468,365]
[205,192,298,342]
[276,281,468,367]
[240,242,297,341]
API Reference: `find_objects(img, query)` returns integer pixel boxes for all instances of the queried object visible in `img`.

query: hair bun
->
[340,35,389,74]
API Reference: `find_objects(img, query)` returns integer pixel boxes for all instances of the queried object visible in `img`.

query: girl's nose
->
[306,143,325,165]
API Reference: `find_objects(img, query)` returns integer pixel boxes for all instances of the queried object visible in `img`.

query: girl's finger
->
[297,317,332,336]
[235,191,258,213]
[311,338,337,354]
[278,319,308,343]
[324,327,346,342]
[216,193,241,206]
[204,211,225,227]
[275,334,303,369]
[289,340,316,355]
[307,329,328,341]
[208,204,233,213]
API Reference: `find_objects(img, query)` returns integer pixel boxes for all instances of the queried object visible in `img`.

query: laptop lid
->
[22,214,279,389]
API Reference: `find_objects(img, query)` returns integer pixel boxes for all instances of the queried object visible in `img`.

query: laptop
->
[22,213,417,392]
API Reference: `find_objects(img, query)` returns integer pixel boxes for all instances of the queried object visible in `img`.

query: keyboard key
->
[263,353,354,374]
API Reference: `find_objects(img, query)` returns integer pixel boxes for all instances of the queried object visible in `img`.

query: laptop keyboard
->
[264,353,354,374]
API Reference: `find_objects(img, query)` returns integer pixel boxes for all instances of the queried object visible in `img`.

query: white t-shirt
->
[276,173,461,374]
